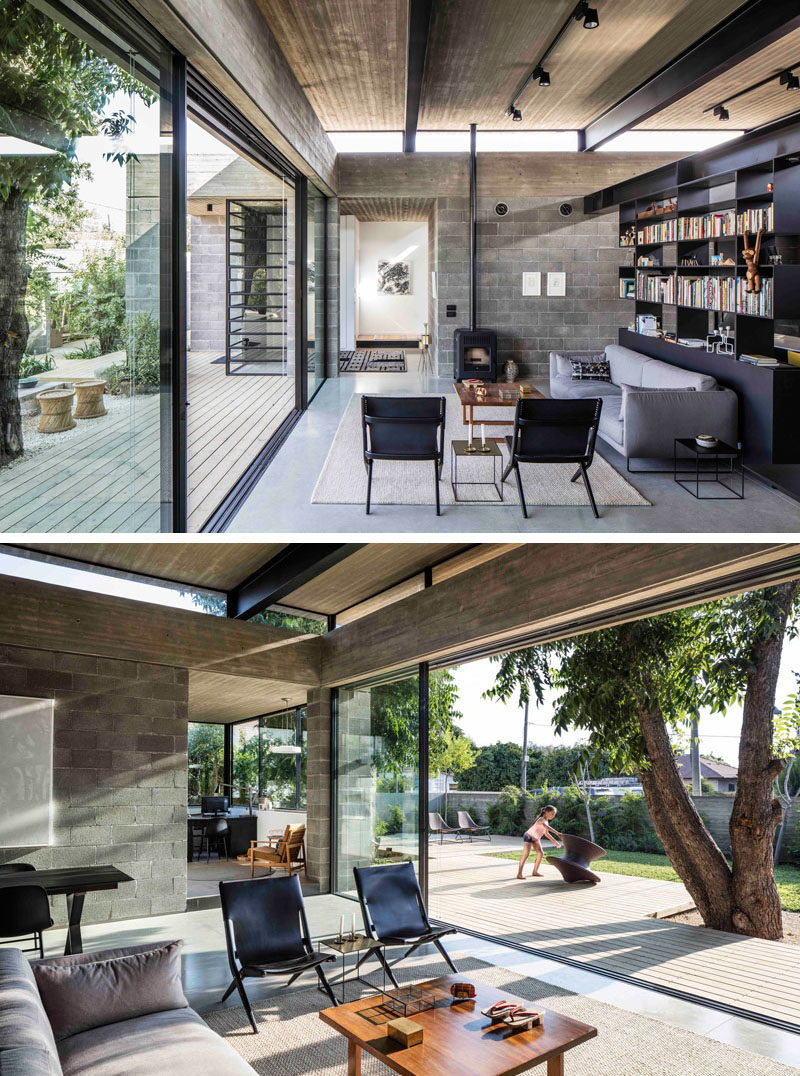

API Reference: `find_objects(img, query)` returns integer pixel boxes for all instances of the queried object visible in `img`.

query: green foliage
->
[65,340,101,361]
[125,310,159,385]
[247,268,267,311]
[187,722,224,802]
[0,1,157,202]
[18,353,54,378]
[786,824,800,867]
[66,248,125,353]
[458,743,524,791]
[486,785,528,835]
[383,805,405,835]
[485,647,550,707]
[250,610,327,635]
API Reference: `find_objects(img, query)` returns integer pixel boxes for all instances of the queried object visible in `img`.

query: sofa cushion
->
[33,941,188,1042]
[551,350,605,377]
[569,357,611,382]
[598,394,624,447]
[640,357,716,391]
[0,949,62,1076]
[57,1008,255,1076]
[605,343,647,387]
[550,375,621,400]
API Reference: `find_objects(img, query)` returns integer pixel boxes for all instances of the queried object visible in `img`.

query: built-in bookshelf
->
[616,158,800,367]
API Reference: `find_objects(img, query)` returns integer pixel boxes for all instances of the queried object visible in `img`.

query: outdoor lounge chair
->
[246,822,306,877]
[456,810,491,842]
[428,810,461,844]
[219,874,337,1033]
[547,832,606,884]
[353,861,457,989]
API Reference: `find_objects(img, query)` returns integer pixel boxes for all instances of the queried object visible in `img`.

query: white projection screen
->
[0,695,54,847]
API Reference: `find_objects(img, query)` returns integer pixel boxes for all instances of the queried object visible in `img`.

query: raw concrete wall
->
[0,645,188,925]
[189,213,226,352]
[305,688,331,890]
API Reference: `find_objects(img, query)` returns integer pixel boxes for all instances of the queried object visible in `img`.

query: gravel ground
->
[10,393,132,467]
[664,908,800,946]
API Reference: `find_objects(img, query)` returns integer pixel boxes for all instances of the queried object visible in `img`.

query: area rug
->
[339,350,407,373]
[311,393,650,508]
[203,953,795,1076]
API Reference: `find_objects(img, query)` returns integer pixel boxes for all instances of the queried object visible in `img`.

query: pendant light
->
[268,698,302,755]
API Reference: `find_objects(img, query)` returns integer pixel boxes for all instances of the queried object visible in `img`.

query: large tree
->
[548,583,799,940]
[484,647,550,790]
[0,1,149,463]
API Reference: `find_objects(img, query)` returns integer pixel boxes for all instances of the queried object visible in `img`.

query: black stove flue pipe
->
[469,122,477,332]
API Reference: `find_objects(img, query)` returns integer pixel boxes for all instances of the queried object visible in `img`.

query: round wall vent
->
[495,202,509,216]
[559,202,574,217]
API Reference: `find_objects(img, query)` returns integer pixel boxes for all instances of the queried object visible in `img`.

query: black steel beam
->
[582,0,800,151]
[403,0,433,152]
[227,544,363,619]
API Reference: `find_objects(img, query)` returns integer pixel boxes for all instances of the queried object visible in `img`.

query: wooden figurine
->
[742,228,763,293]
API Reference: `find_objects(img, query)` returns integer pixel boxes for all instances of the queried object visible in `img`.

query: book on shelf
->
[675,275,772,316]
[739,353,780,367]
[619,278,635,299]
[636,219,677,245]
[736,205,774,233]
[677,209,736,240]
[636,272,675,304]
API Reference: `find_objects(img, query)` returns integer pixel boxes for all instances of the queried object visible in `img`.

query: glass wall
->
[306,182,327,402]
[229,707,307,807]
[334,671,420,896]
[188,722,224,805]
[0,0,173,531]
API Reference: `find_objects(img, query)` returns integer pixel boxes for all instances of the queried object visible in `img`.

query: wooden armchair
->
[247,823,306,878]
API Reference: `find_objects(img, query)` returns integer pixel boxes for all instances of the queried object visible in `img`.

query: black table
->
[674,437,744,499]
[187,813,257,860]
[0,865,133,955]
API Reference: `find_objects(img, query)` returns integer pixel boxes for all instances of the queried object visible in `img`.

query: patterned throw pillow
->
[570,357,611,382]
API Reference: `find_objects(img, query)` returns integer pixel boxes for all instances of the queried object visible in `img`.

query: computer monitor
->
[201,795,229,816]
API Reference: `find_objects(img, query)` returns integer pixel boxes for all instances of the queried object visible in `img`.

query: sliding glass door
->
[333,670,421,897]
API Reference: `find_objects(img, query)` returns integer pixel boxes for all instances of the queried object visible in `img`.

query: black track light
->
[511,108,523,122]
[780,69,800,91]
[713,104,730,122]
[576,2,599,28]
[533,66,551,88]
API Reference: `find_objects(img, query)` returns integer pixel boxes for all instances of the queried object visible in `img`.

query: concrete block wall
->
[324,196,340,380]
[0,645,189,926]
[189,213,226,351]
[305,688,331,890]
[125,156,160,323]
[434,195,628,379]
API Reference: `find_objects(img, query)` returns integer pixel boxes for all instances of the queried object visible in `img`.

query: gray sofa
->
[549,343,738,465]
[0,943,254,1076]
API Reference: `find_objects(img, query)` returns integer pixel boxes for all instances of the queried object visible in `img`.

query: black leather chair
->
[0,863,36,874]
[219,875,337,1033]
[501,397,603,519]
[202,816,229,862]
[361,396,446,515]
[0,884,53,958]
[353,861,457,989]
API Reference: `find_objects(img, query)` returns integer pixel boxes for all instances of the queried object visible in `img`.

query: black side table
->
[450,439,504,502]
[316,934,386,1003]
[673,438,744,499]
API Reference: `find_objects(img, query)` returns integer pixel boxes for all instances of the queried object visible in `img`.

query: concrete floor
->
[228,351,800,534]
[27,898,800,1069]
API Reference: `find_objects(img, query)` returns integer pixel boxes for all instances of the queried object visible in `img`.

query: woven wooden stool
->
[74,379,107,419]
[37,388,75,433]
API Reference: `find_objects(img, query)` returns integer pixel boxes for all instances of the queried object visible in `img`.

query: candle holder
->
[465,440,478,454]
[479,443,491,453]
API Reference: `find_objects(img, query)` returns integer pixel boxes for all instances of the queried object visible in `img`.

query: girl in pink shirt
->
[517,805,562,879]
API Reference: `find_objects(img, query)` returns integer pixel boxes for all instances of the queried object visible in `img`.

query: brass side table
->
[450,439,504,502]
[317,933,386,1003]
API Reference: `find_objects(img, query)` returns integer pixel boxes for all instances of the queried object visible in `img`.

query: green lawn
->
[491,848,800,912]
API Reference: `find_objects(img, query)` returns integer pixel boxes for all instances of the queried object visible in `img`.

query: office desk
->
[187,813,257,860]
[0,865,133,955]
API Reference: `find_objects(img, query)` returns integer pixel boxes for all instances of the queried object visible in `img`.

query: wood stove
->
[455,329,497,381]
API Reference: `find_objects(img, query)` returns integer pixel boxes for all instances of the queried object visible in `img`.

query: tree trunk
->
[521,699,529,791]
[0,188,30,465]
[637,702,736,931]
[690,714,701,796]
[728,582,798,939]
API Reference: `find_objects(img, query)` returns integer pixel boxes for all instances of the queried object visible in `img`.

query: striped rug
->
[339,350,407,373]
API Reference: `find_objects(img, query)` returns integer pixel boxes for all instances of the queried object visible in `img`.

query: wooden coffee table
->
[319,974,596,1076]
[453,382,544,439]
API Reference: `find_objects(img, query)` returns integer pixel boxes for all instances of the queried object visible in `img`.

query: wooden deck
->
[186,350,293,531]
[0,350,293,532]
[427,838,800,1029]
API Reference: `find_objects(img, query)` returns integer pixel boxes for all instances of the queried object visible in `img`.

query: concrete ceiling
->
[255,0,761,133]
[189,670,305,722]
[339,196,434,220]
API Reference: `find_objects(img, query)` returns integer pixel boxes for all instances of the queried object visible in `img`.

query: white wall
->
[339,215,357,350]
[356,221,428,337]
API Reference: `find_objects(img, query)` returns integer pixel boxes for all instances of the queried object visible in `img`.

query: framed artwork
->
[0,695,54,847]
[378,260,411,295]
